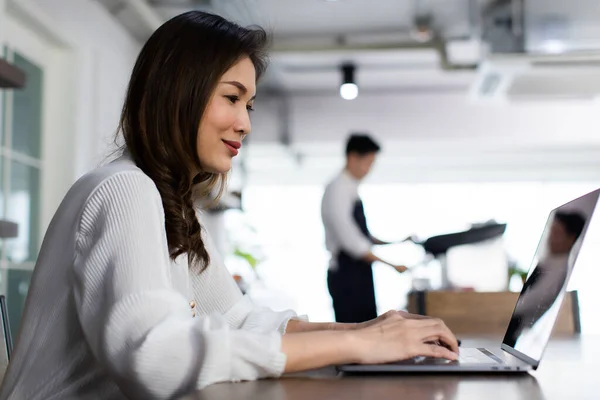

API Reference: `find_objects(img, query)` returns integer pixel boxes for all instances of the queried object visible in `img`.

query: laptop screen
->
[502,189,599,362]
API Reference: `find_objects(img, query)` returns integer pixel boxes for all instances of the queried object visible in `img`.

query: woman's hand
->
[355,310,429,330]
[349,311,459,364]
[281,311,458,373]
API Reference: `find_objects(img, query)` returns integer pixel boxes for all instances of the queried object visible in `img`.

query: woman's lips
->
[222,139,241,156]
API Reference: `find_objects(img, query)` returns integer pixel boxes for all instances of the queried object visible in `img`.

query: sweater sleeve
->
[72,171,287,399]
[194,221,307,335]
[223,294,309,335]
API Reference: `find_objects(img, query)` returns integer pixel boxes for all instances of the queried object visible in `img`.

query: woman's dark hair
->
[118,11,269,270]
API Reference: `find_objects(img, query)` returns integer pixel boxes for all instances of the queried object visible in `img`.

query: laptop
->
[339,188,600,373]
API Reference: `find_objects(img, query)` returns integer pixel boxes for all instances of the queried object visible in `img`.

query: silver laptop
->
[339,188,599,373]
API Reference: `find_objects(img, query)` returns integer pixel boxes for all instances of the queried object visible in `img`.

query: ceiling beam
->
[267,84,471,97]
[271,35,478,71]
[125,0,163,33]
[97,0,164,42]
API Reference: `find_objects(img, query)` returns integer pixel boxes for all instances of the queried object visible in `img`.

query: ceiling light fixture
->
[411,14,434,43]
[340,63,358,100]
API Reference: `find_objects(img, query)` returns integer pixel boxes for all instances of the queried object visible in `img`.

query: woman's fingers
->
[403,319,459,353]
[417,343,459,361]
[358,314,460,364]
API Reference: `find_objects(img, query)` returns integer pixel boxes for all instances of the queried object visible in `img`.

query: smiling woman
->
[197,61,257,172]
[118,13,267,270]
[0,10,458,400]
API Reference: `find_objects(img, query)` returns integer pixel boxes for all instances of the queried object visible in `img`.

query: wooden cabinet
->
[407,290,580,336]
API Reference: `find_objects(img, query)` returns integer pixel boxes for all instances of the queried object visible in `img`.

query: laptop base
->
[337,347,532,373]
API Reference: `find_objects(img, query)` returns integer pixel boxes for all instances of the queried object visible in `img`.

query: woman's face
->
[197,56,256,174]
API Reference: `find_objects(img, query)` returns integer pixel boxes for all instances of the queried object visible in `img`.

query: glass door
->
[1,48,44,338]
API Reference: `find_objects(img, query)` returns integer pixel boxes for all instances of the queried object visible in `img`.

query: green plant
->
[508,265,528,284]
[233,247,259,270]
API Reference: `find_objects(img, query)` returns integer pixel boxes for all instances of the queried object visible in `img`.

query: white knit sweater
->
[0,156,299,399]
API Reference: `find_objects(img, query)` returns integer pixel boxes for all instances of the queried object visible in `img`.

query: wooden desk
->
[187,336,598,400]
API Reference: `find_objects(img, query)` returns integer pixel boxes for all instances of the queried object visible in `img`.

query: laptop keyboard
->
[393,348,502,366]
[458,348,500,364]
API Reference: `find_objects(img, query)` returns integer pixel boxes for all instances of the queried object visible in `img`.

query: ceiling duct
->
[471,0,600,102]
[470,52,600,102]
[481,0,525,54]
[271,34,478,72]
[524,0,600,54]
[97,0,215,41]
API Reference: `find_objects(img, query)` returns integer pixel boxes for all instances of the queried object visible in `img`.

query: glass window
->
[11,53,43,158]
[6,161,40,263]
[0,49,43,340]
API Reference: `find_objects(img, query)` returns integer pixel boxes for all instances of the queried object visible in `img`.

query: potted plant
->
[507,259,528,286]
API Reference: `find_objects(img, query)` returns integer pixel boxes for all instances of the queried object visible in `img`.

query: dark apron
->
[327,199,377,323]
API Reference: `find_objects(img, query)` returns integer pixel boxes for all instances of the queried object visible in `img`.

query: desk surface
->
[188,336,598,400]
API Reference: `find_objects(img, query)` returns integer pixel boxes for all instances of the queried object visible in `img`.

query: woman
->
[0,11,458,400]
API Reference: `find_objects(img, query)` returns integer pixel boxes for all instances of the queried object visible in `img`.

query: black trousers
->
[327,251,377,323]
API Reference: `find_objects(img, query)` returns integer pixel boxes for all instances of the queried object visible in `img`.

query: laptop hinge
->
[500,344,540,370]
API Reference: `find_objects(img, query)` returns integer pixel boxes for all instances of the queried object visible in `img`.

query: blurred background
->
[1,0,600,338]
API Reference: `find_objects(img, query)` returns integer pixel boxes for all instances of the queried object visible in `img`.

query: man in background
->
[321,133,408,323]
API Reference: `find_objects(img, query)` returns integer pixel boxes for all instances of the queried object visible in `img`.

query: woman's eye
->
[226,95,254,111]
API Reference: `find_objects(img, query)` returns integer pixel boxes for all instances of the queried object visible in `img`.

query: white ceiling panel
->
[251,0,416,36]
[273,65,474,92]
[105,0,487,93]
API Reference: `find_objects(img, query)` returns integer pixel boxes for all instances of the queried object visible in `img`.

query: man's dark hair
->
[345,134,381,156]
[554,211,587,241]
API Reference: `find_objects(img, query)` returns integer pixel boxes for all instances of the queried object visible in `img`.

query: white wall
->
[28,0,141,178]
[245,91,600,184]
[291,92,600,144]
[252,92,600,144]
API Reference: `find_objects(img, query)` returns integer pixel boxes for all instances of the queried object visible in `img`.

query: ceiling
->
[92,0,600,185]
[143,0,479,37]
[96,0,600,98]
[97,0,497,94]
[233,0,471,38]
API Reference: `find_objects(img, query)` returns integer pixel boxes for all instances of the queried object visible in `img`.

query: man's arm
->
[370,236,391,245]
[370,235,418,246]
[324,184,407,273]
[362,251,408,273]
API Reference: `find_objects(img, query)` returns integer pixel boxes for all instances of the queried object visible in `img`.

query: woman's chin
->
[202,160,232,175]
